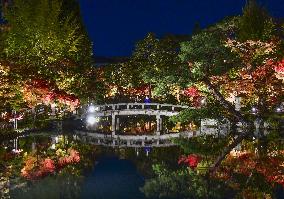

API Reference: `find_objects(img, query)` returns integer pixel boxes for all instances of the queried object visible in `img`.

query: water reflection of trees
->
[0,134,96,199]
[142,132,284,198]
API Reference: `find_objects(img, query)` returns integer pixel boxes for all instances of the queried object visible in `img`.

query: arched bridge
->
[75,103,232,147]
[78,103,190,136]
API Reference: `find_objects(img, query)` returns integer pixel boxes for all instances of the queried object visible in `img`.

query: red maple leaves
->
[274,59,284,80]
[178,154,201,170]
[274,59,284,73]
[21,157,56,180]
[183,86,200,97]
[58,149,80,167]
[21,148,80,180]
[23,79,80,109]
[183,87,202,107]
[216,152,284,187]
[43,158,56,173]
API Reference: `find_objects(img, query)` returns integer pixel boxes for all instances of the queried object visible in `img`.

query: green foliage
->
[141,166,192,199]
[4,0,92,68]
[141,164,233,199]
[174,136,229,157]
[170,104,224,126]
[0,27,7,57]
[10,174,83,199]
[3,0,92,96]
[179,31,241,81]
[265,117,281,129]
[130,33,190,97]
[227,67,241,80]
[0,0,94,104]
[104,61,143,89]
[238,0,276,41]
[0,85,25,111]
[206,16,240,37]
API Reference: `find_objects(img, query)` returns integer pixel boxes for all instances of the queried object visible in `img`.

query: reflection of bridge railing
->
[78,103,191,136]
[76,130,196,148]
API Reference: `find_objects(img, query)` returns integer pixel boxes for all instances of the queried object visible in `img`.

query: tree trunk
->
[202,78,251,126]
[209,133,247,173]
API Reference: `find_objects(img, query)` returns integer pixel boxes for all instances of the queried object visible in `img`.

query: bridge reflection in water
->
[76,103,196,147]
[76,131,195,148]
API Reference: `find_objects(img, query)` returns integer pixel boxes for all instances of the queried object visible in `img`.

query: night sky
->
[78,0,284,57]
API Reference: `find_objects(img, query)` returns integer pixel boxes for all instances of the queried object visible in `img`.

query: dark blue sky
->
[78,0,284,57]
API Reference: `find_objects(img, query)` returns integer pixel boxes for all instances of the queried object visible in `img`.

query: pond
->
[0,133,182,199]
[0,130,284,199]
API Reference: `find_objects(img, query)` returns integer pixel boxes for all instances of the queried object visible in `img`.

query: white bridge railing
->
[82,103,189,112]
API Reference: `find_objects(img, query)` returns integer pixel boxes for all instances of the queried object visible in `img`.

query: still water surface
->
[1,130,284,199]
[1,133,181,199]
[81,157,145,199]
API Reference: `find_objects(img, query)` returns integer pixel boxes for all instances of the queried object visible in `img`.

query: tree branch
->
[209,133,248,173]
[202,77,254,173]
[202,78,252,126]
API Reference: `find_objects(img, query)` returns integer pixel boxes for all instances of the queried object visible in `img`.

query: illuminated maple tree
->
[23,79,80,111]
[21,156,56,180]
[215,151,284,188]
[0,0,93,115]
[21,148,80,180]
[213,40,284,109]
